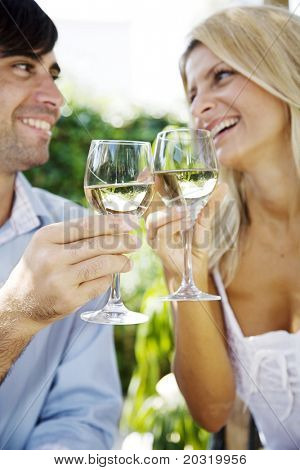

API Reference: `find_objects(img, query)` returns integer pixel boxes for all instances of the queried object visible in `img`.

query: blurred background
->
[27,0,294,450]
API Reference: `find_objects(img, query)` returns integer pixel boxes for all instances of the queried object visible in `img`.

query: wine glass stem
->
[110,273,122,305]
[182,227,196,288]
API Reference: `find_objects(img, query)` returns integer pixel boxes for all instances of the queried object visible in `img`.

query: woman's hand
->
[146,183,228,284]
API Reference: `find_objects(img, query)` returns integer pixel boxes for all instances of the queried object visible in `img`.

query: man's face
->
[0,50,63,173]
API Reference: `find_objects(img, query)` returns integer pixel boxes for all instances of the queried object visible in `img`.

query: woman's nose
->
[190,94,216,119]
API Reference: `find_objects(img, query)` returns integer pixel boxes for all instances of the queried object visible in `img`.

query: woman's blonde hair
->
[180,5,300,286]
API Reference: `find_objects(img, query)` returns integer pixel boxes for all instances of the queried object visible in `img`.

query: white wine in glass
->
[85,181,154,216]
[155,169,218,210]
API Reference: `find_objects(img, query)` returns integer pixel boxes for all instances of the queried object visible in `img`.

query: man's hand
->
[0,214,140,330]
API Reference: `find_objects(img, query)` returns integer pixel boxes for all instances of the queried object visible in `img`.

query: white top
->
[213,268,300,450]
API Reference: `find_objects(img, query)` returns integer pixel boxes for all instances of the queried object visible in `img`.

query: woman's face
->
[185,44,290,170]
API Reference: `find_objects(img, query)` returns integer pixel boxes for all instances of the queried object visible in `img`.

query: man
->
[0,0,138,449]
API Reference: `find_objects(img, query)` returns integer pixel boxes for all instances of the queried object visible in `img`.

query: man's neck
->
[0,172,16,227]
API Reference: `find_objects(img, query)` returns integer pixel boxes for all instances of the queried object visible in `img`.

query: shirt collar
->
[0,172,52,245]
[16,172,52,221]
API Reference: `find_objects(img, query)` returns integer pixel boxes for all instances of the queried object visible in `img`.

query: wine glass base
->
[159,284,221,302]
[80,304,148,325]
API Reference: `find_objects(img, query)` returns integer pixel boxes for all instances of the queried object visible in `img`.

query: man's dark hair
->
[0,0,58,57]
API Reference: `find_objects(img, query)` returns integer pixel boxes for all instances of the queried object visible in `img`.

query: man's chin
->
[0,135,51,172]
[24,160,49,171]
[15,152,50,172]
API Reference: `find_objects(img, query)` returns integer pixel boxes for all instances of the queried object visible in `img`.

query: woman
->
[146,5,300,450]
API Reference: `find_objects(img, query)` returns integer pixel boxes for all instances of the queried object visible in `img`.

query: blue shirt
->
[0,173,122,450]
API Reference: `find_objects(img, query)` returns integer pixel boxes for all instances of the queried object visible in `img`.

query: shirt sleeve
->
[24,296,123,450]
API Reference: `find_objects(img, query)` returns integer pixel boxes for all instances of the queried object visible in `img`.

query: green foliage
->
[26,106,172,206]
[26,105,209,450]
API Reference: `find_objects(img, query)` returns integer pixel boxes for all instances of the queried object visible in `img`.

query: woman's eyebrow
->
[187,61,225,88]
[187,61,224,92]
[204,61,224,79]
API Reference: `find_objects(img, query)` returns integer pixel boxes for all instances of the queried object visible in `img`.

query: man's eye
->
[214,69,233,82]
[13,63,33,74]
[51,72,60,81]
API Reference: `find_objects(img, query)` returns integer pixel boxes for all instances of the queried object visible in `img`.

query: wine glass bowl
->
[85,140,154,217]
[154,128,220,301]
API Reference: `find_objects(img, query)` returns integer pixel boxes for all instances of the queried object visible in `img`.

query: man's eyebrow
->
[0,50,61,75]
[0,50,41,60]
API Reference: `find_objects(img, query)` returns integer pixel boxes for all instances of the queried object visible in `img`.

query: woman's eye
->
[188,91,197,104]
[214,69,233,82]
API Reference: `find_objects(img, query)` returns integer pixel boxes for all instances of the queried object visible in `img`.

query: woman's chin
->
[216,149,244,170]
[216,152,235,168]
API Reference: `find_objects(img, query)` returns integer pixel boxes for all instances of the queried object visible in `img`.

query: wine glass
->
[154,128,220,301]
[82,140,154,325]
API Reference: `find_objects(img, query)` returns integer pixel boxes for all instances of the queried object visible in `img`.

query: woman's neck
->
[0,172,16,227]
[243,155,300,228]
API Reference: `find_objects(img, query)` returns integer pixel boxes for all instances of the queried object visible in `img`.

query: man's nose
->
[34,74,64,110]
